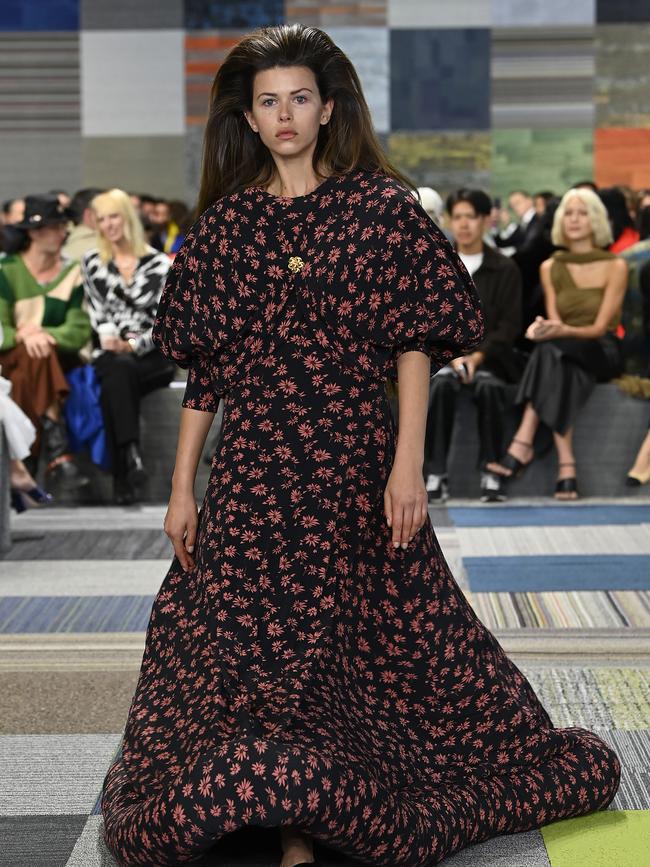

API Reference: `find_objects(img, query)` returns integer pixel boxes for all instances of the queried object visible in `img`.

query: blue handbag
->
[63,365,111,470]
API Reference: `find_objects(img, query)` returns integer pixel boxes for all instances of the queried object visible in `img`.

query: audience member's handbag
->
[63,365,110,470]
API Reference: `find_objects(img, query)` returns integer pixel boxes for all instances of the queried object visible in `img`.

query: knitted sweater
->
[0,254,91,353]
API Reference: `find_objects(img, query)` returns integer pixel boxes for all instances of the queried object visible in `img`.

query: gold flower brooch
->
[288,256,305,273]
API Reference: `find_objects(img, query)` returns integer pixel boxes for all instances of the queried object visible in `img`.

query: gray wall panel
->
[82,135,186,200]
[81,0,183,29]
[0,133,81,200]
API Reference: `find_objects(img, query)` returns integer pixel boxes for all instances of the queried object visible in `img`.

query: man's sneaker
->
[480,471,507,503]
[426,473,449,502]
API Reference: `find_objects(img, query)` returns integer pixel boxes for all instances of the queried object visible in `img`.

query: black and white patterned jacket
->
[81,247,171,356]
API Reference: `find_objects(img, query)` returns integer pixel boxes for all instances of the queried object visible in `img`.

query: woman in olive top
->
[490,188,627,498]
[0,194,91,492]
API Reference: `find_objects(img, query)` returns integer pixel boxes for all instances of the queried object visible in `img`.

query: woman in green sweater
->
[0,194,92,492]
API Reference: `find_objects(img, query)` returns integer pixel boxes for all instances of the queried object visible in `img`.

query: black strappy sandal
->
[555,462,579,500]
[490,438,534,479]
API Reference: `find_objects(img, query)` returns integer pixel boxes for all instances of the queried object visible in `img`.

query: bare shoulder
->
[540,257,554,276]
[608,256,628,276]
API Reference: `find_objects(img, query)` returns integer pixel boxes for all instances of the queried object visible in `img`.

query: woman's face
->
[244,65,333,164]
[28,222,67,254]
[562,196,592,244]
[95,209,126,245]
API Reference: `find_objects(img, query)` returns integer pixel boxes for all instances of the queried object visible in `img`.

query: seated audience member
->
[81,189,176,504]
[0,194,91,492]
[137,195,157,222]
[599,187,640,254]
[149,198,189,256]
[62,187,105,261]
[424,189,523,503]
[1,199,25,255]
[416,187,444,225]
[534,190,555,218]
[620,208,650,372]
[622,206,650,293]
[0,361,52,511]
[638,189,650,212]
[2,198,25,226]
[49,189,71,210]
[495,189,552,326]
[493,189,539,253]
[490,188,627,500]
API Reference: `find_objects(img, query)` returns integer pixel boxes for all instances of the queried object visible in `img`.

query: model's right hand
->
[164,489,198,571]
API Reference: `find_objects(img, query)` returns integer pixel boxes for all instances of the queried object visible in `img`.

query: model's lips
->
[276,130,297,139]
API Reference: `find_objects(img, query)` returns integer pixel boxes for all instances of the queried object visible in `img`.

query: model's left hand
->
[384,455,428,549]
[526,317,567,341]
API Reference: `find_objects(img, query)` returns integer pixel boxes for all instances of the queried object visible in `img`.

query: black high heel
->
[555,462,578,500]
[491,438,534,479]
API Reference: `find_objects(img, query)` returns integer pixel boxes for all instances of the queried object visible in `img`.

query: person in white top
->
[424,189,524,503]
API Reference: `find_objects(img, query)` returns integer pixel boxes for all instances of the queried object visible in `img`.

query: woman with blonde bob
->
[490,187,628,498]
[81,188,175,504]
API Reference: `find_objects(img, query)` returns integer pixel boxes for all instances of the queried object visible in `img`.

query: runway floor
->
[1,497,649,866]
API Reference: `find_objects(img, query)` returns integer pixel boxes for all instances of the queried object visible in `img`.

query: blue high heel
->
[10,486,54,513]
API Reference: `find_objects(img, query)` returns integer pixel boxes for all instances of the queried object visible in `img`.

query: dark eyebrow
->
[257,88,313,98]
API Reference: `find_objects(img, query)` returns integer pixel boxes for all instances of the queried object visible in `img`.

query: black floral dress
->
[101,171,620,865]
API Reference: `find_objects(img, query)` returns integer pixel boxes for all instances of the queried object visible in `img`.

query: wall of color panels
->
[1,0,650,206]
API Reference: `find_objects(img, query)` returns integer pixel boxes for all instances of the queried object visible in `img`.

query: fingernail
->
[187,545,194,553]
[401,542,407,549]
[393,541,399,548]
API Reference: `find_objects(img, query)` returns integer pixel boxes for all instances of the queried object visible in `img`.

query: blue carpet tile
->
[0,596,154,633]
[449,505,650,527]
[465,555,650,592]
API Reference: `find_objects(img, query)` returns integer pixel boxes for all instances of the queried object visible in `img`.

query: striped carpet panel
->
[0,32,80,133]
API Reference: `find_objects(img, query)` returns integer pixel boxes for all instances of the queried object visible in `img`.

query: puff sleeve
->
[152,203,262,411]
[383,198,484,377]
[325,186,485,383]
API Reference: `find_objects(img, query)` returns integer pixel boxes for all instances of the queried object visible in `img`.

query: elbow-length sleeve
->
[383,201,485,376]
[326,188,484,383]
[152,203,262,412]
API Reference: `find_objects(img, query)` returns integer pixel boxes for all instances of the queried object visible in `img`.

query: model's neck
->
[457,240,483,256]
[269,153,325,198]
[21,246,60,278]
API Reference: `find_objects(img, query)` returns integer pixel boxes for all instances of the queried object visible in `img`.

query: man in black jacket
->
[425,189,524,502]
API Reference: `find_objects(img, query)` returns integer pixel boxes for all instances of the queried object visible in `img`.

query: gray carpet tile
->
[0,734,121,816]
[444,829,550,865]
[1,815,87,867]
[0,560,165,596]
[596,729,650,810]
[1,529,173,561]
[520,667,616,729]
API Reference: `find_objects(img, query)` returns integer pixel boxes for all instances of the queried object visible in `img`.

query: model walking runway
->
[101,169,620,865]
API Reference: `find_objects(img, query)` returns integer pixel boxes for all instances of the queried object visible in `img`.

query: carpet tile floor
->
[2,498,649,866]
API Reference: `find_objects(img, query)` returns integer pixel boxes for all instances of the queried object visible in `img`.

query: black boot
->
[113,442,147,505]
[41,416,90,493]
[123,441,147,488]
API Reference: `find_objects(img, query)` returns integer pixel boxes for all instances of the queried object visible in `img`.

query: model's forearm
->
[394,350,430,467]
[172,406,215,492]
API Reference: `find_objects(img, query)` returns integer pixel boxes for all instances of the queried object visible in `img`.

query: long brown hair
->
[198,23,413,213]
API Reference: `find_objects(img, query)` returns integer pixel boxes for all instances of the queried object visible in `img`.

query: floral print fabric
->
[101,172,620,865]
